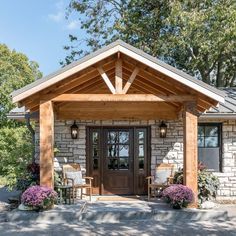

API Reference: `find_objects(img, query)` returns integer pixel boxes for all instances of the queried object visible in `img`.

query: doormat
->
[96,196,143,201]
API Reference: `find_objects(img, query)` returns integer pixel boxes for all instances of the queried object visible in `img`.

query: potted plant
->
[162,184,194,209]
[20,185,57,211]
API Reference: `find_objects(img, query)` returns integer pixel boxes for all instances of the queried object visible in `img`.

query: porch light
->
[71,121,78,139]
[159,121,167,138]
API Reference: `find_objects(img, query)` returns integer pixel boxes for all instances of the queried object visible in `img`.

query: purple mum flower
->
[21,185,57,208]
[162,184,194,208]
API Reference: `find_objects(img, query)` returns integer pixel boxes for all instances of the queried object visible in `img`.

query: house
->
[10,40,236,206]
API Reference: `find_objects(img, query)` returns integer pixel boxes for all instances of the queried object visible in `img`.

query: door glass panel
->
[139,157,144,169]
[107,132,118,144]
[106,130,131,170]
[93,145,98,157]
[138,131,144,144]
[92,132,98,144]
[138,145,144,157]
[108,159,118,170]
[119,145,129,157]
[136,130,146,170]
[119,158,129,169]
[107,145,118,157]
[93,158,98,170]
[119,132,129,144]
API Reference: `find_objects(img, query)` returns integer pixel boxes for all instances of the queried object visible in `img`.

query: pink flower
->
[21,185,57,208]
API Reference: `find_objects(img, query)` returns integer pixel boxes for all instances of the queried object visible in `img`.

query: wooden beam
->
[97,66,116,94]
[56,108,178,120]
[39,101,54,188]
[52,94,196,102]
[123,67,139,94]
[115,59,123,94]
[183,102,198,208]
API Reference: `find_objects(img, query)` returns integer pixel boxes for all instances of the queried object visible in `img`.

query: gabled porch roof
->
[11,40,225,113]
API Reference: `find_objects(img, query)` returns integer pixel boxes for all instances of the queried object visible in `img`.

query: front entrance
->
[87,127,150,195]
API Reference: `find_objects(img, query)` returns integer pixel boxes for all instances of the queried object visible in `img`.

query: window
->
[198,123,222,172]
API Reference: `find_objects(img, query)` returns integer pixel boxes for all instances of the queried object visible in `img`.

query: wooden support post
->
[40,100,54,188]
[115,59,123,94]
[183,102,198,208]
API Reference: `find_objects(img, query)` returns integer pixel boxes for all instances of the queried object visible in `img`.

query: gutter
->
[200,113,236,120]
[25,113,35,162]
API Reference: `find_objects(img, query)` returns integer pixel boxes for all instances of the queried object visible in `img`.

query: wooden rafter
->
[97,66,116,94]
[123,67,139,94]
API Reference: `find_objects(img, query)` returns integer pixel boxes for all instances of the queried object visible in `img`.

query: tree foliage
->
[0,44,42,126]
[0,44,42,188]
[63,0,236,87]
[0,127,33,188]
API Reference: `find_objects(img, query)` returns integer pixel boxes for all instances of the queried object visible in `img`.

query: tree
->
[63,0,236,87]
[0,44,42,187]
[0,44,42,127]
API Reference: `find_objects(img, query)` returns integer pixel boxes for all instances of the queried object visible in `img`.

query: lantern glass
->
[159,121,167,138]
[71,121,78,139]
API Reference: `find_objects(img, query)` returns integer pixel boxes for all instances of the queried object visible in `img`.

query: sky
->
[0,0,85,76]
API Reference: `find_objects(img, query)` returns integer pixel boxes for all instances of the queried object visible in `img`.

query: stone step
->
[5,201,229,224]
[80,209,229,223]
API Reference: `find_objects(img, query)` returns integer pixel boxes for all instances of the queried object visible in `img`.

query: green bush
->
[173,163,220,205]
[0,126,33,189]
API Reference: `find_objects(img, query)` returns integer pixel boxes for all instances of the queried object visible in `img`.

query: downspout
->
[25,113,35,163]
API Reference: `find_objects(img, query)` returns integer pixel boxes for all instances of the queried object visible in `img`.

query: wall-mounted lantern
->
[159,121,167,138]
[71,121,78,139]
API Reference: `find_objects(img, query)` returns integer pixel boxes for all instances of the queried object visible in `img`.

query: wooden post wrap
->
[39,100,54,188]
[183,101,198,208]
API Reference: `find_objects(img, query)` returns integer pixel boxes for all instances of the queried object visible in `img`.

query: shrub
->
[173,162,220,205]
[162,184,194,209]
[16,162,40,192]
[21,185,57,210]
[198,170,219,203]
[0,127,33,189]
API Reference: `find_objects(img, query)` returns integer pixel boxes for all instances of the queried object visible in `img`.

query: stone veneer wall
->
[35,119,236,199]
[216,120,236,199]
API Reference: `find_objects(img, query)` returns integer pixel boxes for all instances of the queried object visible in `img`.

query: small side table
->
[55,185,74,205]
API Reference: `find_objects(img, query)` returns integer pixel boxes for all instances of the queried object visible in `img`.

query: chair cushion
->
[65,171,85,185]
[154,169,172,185]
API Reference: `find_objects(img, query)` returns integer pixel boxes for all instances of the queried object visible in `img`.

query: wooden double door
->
[87,127,150,195]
